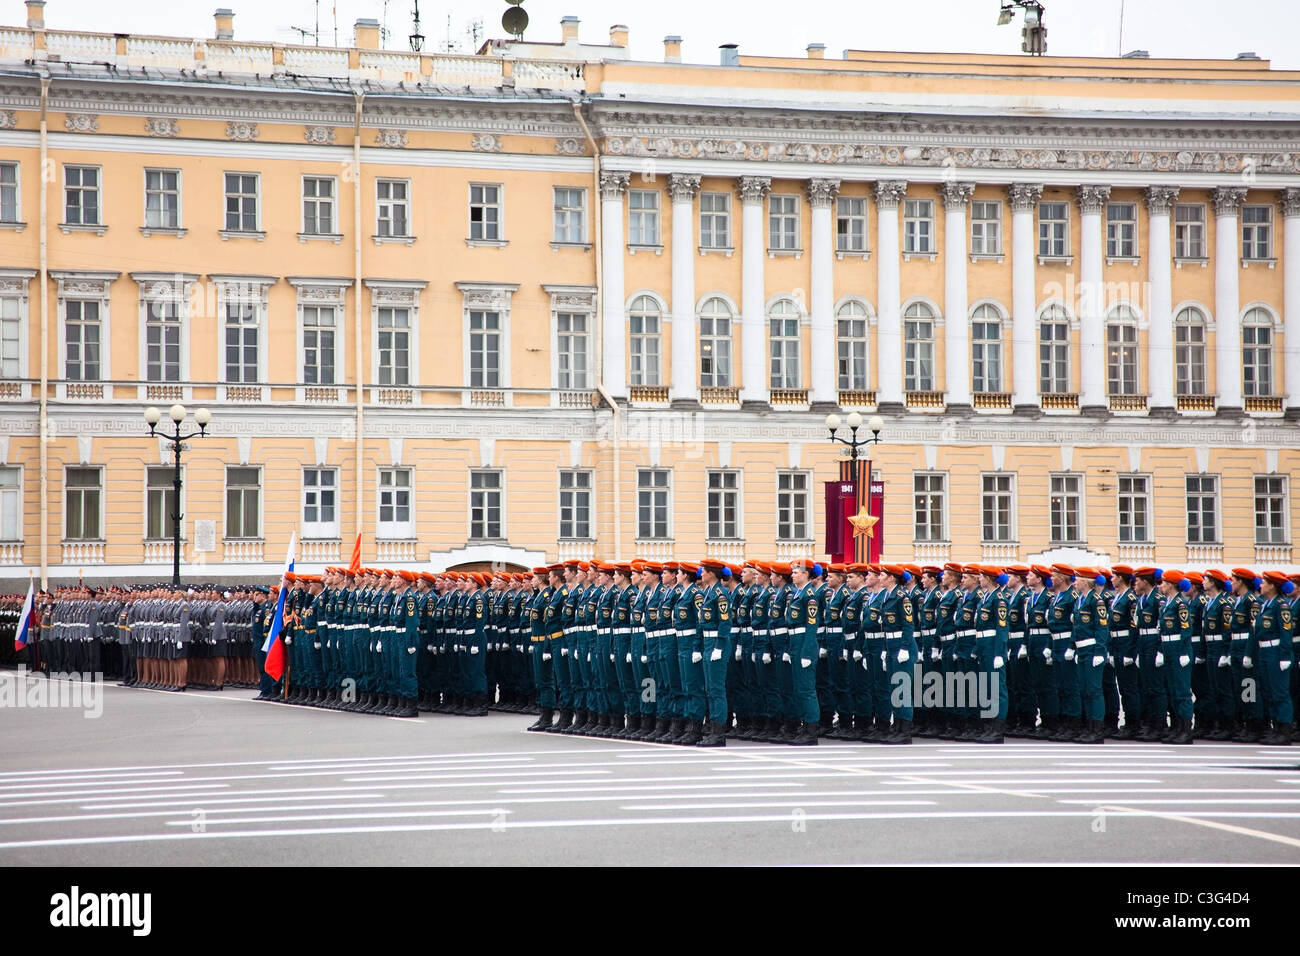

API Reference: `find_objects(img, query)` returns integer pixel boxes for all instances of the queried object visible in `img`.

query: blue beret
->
[1153,568,1164,582]
[812,563,824,578]
[996,573,1009,586]
[721,566,733,579]
[1094,574,1107,587]
[1177,578,1192,593]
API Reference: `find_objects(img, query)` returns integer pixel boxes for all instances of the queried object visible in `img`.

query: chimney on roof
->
[214,8,234,41]
[609,24,628,48]
[664,35,682,63]
[719,43,739,66]
[1121,49,1149,58]
[1235,51,1261,60]
[26,0,45,30]
[561,16,580,43]
[354,18,380,50]
[806,43,825,59]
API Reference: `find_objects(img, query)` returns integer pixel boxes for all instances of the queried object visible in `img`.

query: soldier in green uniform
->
[1025,565,1056,738]
[819,564,848,736]
[767,563,795,742]
[1228,568,1263,742]
[1047,564,1080,742]
[949,566,981,740]
[641,563,671,741]
[840,564,870,741]
[912,566,942,737]
[747,563,777,742]
[1002,565,1033,737]
[697,559,732,747]
[877,565,917,744]
[1155,569,1194,745]
[973,566,1009,743]
[1184,571,1213,737]
[1254,571,1294,746]
[626,561,654,739]
[671,562,705,746]
[526,567,556,731]
[784,560,820,746]
[1071,566,1110,744]
[1108,566,1141,739]
[1200,569,1235,740]
[1133,567,1167,741]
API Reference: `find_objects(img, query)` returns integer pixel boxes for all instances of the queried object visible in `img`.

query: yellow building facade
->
[0,4,1298,586]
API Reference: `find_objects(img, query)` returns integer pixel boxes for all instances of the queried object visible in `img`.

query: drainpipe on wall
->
[38,74,49,588]
[353,92,365,553]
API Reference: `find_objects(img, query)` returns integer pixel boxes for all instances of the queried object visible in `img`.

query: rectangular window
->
[1105,202,1137,258]
[1039,318,1070,394]
[768,313,800,389]
[628,189,660,246]
[981,474,1014,543]
[699,309,732,387]
[224,301,258,383]
[377,307,410,386]
[1,297,20,378]
[469,183,501,241]
[1185,475,1219,545]
[913,473,946,543]
[64,299,101,381]
[376,179,410,238]
[777,471,810,541]
[1050,473,1083,544]
[970,200,1002,255]
[903,198,933,254]
[836,196,868,253]
[1118,475,1150,543]
[1242,205,1272,259]
[302,468,338,537]
[468,310,500,388]
[904,318,934,391]
[225,466,261,539]
[637,469,671,540]
[223,173,258,231]
[1174,203,1205,258]
[699,192,731,248]
[552,187,585,244]
[145,299,182,383]
[1254,476,1288,545]
[470,471,503,541]
[146,466,180,541]
[707,470,740,540]
[377,468,413,539]
[64,165,100,226]
[769,194,800,250]
[559,470,592,540]
[64,467,101,541]
[1175,317,1206,395]
[629,301,661,386]
[302,176,335,235]
[1038,201,1068,257]
[556,312,589,389]
[0,162,17,223]
[837,312,868,391]
[971,319,1002,393]
[144,169,180,229]
[0,466,21,540]
[302,305,336,385]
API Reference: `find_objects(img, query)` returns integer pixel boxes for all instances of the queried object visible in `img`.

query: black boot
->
[882,718,913,745]
[1233,718,1262,743]
[396,697,418,717]
[958,716,983,741]
[1028,716,1054,739]
[789,720,819,746]
[664,718,686,743]
[697,719,727,747]
[562,709,587,735]
[527,708,554,732]
[466,695,489,717]
[1113,718,1137,740]
[818,712,835,738]
[974,718,1005,744]
[1259,722,1293,746]
[648,717,671,742]
[677,720,702,746]
[1164,716,1194,745]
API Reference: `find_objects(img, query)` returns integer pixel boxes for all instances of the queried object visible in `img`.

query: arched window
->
[1106,305,1139,396]
[971,303,1003,393]
[1174,307,1207,396]
[698,297,733,388]
[1242,308,1274,396]
[836,300,869,391]
[768,298,801,389]
[1039,304,1071,395]
[628,295,662,387]
[903,302,935,391]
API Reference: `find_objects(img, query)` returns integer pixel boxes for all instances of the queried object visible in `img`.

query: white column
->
[1282,187,1300,417]
[1008,183,1043,410]
[808,178,840,406]
[739,176,771,405]
[942,181,975,407]
[668,174,701,404]
[875,180,907,407]
[1076,185,1110,412]
[600,171,630,399]
[1145,185,1179,413]
[1213,186,1247,413]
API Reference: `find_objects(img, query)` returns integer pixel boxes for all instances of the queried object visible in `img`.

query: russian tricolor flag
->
[13,578,34,653]
[262,533,296,681]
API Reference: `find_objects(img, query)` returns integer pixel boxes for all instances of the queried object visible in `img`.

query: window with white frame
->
[1038,201,1068,257]
[768,298,801,389]
[1039,305,1071,395]
[559,470,592,540]
[552,187,585,244]
[913,473,946,542]
[699,297,733,387]
[1242,308,1274,396]
[64,299,101,381]
[0,466,20,541]
[836,300,869,391]
[376,180,410,238]
[769,194,800,250]
[707,470,741,540]
[1050,473,1083,544]
[1241,204,1273,259]
[628,189,660,246]
[225,466,261,539]
[145,299,182,383]
[636,469,671,540]
[981,474,1014,543]
[378,468,413,539]
[1174,307,1207,396]
[302,176,335,235]
[469,183,501,241]
[64,166,100,226]
[223,173,258,231]
[1105,202,1137,258]
[468,310,501,388]
[1174,203,1205,258]
[628,295,661,386]
[777,471,810,541]
[903,198,934,254]
[64,467,101,541]
[699,192,731,248]
[302,305,337,385]
[1118,475,1150,543]
[146,466,181,541]
[971,304,1003,393]
[1185,475,1219,544]
[1106,307,1139,396]
[302,468,338,538]
[970,200,1001,255]
[0,296,20,378]
[1254,476,1288,545]
[0,162,17,223]
[904,302,935,391]
[144,169,180,229]
[470,471,503,540]
[556,312,589,389]
[836,196,867,252]
[377,307,411,386]
[223,300,259,383]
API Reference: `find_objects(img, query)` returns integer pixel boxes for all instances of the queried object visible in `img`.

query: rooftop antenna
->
[409,0,425,52]
[381,0,391,47]
[288,0,321,46]
[997,1,1047,55]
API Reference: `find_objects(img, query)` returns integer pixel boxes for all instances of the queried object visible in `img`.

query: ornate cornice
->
[738,176,771,204]
[303,125,335,145]
[0,110,15,130]
[667,173,701,203]
[1006,182,1043,211]
[807,178,841,207]
[940,181,975,209]
[874,180,908,209]
[374,128,408,148]
[599,170,630,201]
[144,117,180,137]
[555,137,586,155]
[1075,184,1112,214]
[1212,185,1248,216]
[470,132,503,152]
[225,120,258,141]
[1143,185,1180,215]
[64,112,98,133]
[1281,187,1300,218]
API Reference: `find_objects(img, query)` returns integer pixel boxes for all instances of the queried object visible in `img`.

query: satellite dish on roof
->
[502,5,528,39]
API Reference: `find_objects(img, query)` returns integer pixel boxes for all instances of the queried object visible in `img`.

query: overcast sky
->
[20,0,1300,68]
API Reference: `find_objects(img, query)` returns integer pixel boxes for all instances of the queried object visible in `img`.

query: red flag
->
[347,533,362,576]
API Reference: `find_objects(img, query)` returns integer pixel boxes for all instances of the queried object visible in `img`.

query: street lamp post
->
[824,412,885,562]
[823,411,884,462]
[145,404,211,587]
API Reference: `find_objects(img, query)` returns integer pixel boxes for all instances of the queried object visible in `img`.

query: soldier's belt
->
[1075,638,1097,648]
[1029,628,1049,636]
[823,628,843,637]
[956,629,975,638]
[976,629,997,638]
[614,627,631,635]
[530,635,546,643]
[1258,639,1281,649]
[1230,633,1250,641]
[1139,628,1159,637]
[939,635,955,643]
[772,627,789,636]
[1050,632,1073,640]
[1190,635,1203,643]
[702,630,719,638]
[1160,634,1183,643]
[549,631,563,640]
[883,630,903,639]
[676,628,697,637]
[1110,629,1130,637]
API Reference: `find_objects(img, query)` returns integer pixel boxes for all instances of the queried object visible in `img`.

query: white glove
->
[1042,647,1052,662]
[853,650,863,661]
[610,654,616,662]
[313,642,321,649]
[762,653,772,664]
[994,656,1004,669]
[1107,654,1115,666]
[527,645,534,655]
[840,649,848,661]
[750,653,757,663]
[691,651,702,664]
[641,655,648,664]
[516,645,524,653]
[177,639,183,648]
[542,652,551,661]
[1092,655,1105,667]
[782,652,791,663]
[880,651,887,664]
[1064,648,1075,662]
[710,648,723,662]
[1282,659,1293,672]
[1217,655,1230,668]
[1154,652,1164,667]
[862,656,871,670]
[818,647,828,659]
[1243,656,1253,669]
[801,658,812,668]
[1179,655,1190,667]
[375,640,382,651]
[625,653,632,663]
[1015,645,1027,660]
[930,648,941,662]
[407,646,416,655]
[897,648,910,664]
[561,647,569,656]
[1195,657,1205,665]
[585,653,591,663]
[284,636,292,645]
[735,646,744,662]
[1122,657,1134,666]
[470,646,479,655]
